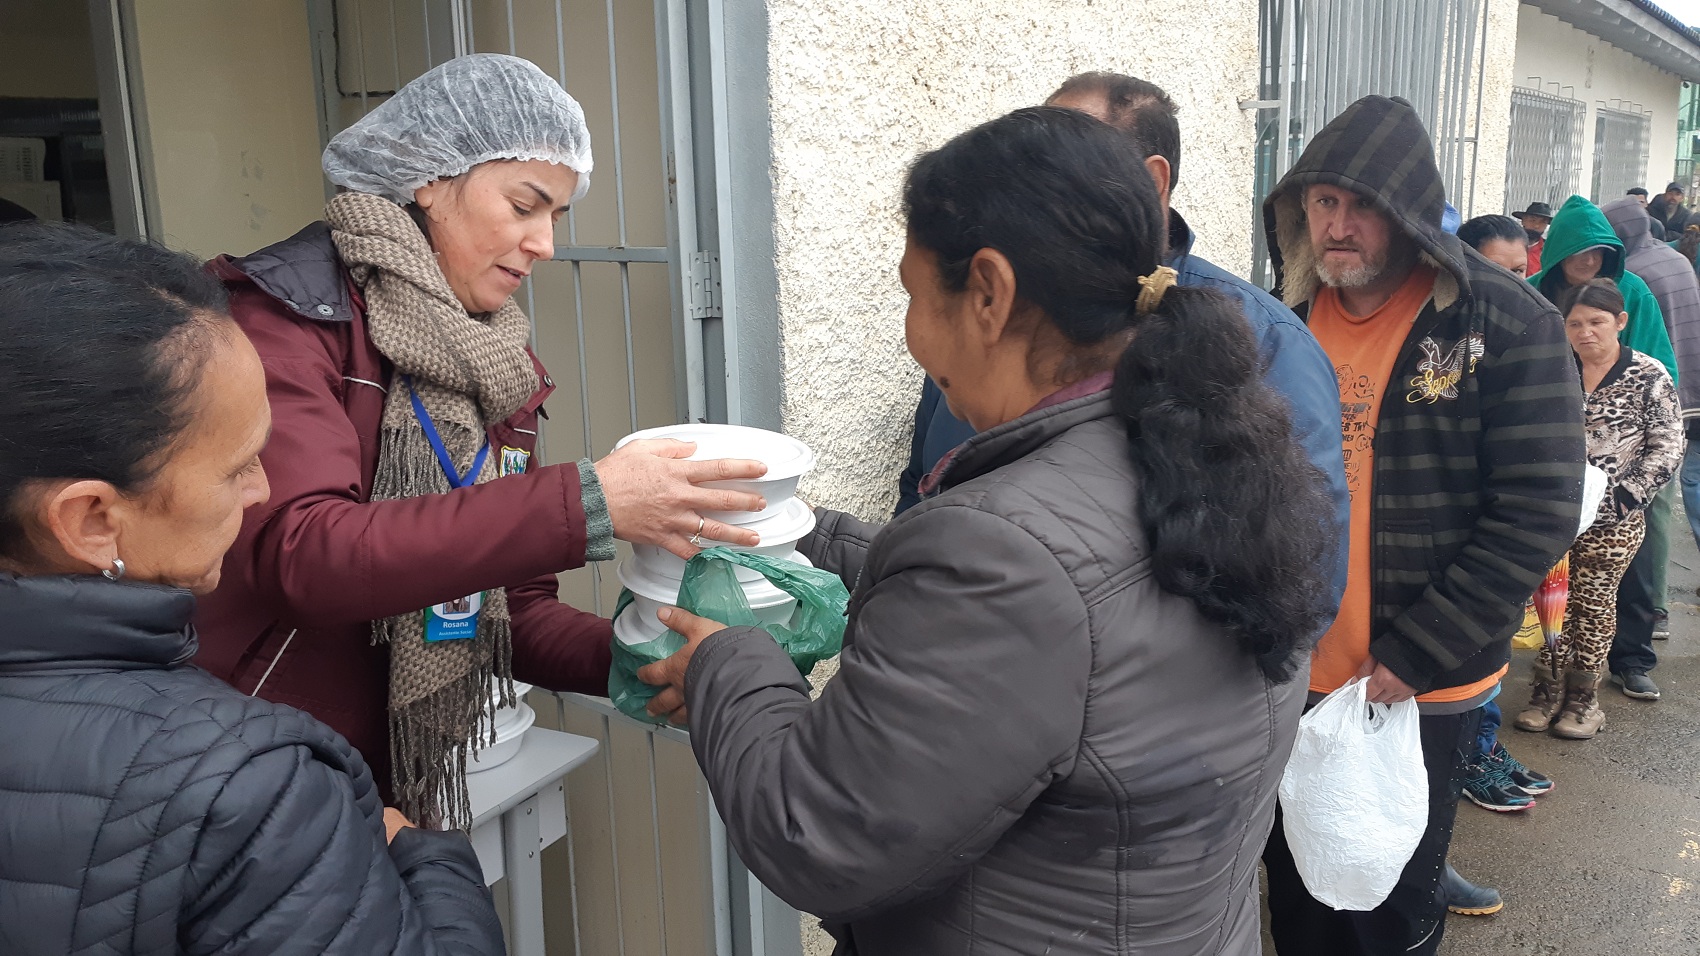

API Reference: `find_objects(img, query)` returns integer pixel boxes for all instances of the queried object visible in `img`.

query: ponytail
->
[1113,287,1334,680]
[905,106,1336,682]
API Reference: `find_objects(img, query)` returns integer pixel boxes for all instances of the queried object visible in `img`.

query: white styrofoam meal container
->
[615,423,815,525]
[613,603,668,646]
[633,498,817,577]
[488,681,534,732]
[468,701,536,772]
[617,556,805,629]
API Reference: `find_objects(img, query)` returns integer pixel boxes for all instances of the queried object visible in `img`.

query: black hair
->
[1678,224,1700,265]
[0,222,232,561]
[903,107,1335,682]
[1457,214,1527,252]
[1049,72,1182,188]
[1627,187,1650,198]
[1557,276,1625,318]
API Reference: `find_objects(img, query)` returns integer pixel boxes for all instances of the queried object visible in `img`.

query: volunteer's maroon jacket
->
[197,223,612,796]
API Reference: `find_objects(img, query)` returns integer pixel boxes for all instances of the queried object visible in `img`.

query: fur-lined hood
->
[1262,95,1472,312]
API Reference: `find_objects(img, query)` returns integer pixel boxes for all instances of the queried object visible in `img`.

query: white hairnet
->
[323,53,593,206]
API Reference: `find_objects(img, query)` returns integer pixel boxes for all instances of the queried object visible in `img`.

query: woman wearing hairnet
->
[198,54,765,829]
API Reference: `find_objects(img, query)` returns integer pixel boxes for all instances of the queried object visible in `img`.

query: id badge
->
[500,446,531,477]
[425,591,485,642]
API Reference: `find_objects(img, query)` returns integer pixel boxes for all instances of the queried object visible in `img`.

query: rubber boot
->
[1550,670,1605,739]
[1442,862,1504,916]
[1513,664,1565,732]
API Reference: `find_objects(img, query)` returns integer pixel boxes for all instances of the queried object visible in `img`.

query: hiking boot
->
[1551,670,1605,739]
[1461,759,1535,812]
[1513,666,1565,732]
[1654,610,1670,640]
[1488,742,1554,796]
[1613,669,1661,700]
[1442,863,1504,916]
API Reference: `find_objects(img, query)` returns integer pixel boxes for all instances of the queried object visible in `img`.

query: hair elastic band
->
[1136,265,1179,313]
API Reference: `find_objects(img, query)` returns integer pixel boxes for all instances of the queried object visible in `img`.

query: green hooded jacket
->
[1531,194,1678,382]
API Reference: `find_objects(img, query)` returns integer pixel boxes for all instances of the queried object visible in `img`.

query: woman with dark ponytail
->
[637,107,1337,954]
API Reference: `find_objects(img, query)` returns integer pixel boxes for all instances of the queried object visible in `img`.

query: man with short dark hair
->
[1259,95,1584,956]
[896,76,1350,627]
[1629,188,1667,239]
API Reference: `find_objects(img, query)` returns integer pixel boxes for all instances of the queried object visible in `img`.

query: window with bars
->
[1592,105,1653,202]
[1252,0,1489,288]
[1504,85,1586,214]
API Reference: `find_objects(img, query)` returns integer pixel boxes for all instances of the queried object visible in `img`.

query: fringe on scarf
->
[371,419,515,831]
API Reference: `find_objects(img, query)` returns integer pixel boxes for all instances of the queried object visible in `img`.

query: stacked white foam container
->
[468,681,535,773]
[611,423,818,648]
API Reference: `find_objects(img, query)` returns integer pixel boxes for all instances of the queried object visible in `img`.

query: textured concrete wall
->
[1514,4,1685,203]
[1471,0,1523,218]
[765,0,1264,521]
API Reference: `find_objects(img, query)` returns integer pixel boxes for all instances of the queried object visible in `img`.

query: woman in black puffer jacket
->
[0,223,503,955]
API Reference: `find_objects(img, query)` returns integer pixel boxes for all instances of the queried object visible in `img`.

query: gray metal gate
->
[1504,84,1587,214]
[1592,103,1653,203]
[1252,0,1489,286]
[306,3,799,954]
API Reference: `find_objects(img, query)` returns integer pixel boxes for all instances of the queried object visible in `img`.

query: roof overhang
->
[1527,0,1700,83]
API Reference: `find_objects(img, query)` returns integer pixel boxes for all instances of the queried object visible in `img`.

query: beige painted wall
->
[766,0,1264,523]
[130,0,328,258]
[1513,4,1684,202]
[1471,0,1522,219]
[0,0,100,99]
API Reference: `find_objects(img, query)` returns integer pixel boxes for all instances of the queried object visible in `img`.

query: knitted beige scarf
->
[327,191,539,829]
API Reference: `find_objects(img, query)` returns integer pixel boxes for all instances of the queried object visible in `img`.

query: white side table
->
[467,727,599,956]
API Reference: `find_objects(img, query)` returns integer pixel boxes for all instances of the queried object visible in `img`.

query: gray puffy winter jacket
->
[684,391,1310,955]
[0,574,504,955]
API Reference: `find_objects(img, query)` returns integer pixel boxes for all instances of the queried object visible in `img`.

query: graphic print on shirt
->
[1405,333,1485,404]
[1337,365,1378,502]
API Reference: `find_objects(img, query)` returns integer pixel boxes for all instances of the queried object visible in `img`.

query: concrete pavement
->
[1444,506,1700,955]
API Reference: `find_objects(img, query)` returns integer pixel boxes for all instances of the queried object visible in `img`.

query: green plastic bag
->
[608,547,850,724]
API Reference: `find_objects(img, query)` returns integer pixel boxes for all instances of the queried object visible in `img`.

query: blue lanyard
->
[405,376,490,489]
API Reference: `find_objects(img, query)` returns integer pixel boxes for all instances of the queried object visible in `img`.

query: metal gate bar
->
[1253,0,1489,287]
[1504,83,1586,213]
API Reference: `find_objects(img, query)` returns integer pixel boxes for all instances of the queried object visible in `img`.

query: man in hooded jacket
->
[1258,95,1584,955]
[1604,195,1700,691]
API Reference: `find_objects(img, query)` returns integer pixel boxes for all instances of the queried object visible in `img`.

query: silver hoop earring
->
[102,557,126,582]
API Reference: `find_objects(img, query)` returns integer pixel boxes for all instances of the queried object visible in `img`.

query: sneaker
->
[1613,670,1662,700]
[1654,610,1671,641]
[1461,759,1535,812]
[1488,742,1554,797]
[1442,863,1504,916]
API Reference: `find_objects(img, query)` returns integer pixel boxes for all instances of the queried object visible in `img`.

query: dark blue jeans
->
[1610,516,1661,676]
[1473,699,1500,761]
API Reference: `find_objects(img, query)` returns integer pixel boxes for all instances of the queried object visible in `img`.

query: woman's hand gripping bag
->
[609,547,849,724]
[1277,677,1427,910]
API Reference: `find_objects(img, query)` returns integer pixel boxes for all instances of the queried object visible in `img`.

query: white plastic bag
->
[1577,463,1608,538]
[1277,677,1427,911]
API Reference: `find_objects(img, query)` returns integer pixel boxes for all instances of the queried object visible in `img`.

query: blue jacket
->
[897,211,1351,611]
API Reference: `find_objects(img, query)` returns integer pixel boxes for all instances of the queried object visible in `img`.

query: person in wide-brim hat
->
[1513,201,1554,274]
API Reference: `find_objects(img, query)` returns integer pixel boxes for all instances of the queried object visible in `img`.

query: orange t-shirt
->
[1308,266,1507,702]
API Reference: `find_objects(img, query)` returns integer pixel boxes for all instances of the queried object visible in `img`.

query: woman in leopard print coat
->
[1516,278,1682,739]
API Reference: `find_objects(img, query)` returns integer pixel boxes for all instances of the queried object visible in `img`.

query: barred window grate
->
[1504,85,1586,214]
[1592,105,1653,203]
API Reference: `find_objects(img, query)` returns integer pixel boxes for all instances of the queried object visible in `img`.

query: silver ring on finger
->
[689,516,706,548]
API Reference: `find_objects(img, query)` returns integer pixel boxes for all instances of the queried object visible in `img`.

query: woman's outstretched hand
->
[595,439,768,558]
[636,606,730,725]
